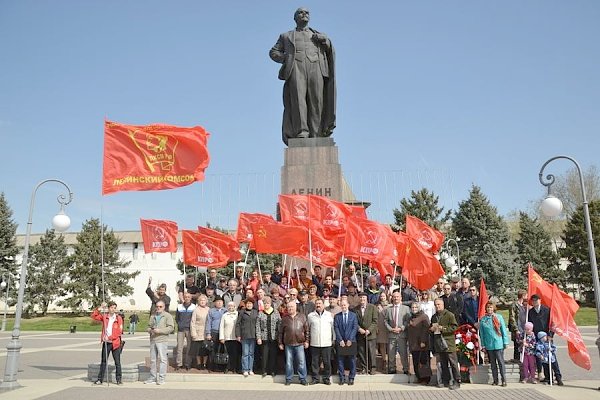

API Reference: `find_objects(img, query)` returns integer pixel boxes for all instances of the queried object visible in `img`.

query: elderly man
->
[307,298,334,385]
[430,298,460,390]
[269,7,336,145]
[385,291,411,375]
[145,300,174,385]
[356,292,378,375]
[279,301,310,386]
[178,274,200,304]
[175,292,196,371]
[223,279,243,308]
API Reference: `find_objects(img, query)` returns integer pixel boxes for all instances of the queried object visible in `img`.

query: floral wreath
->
[454,324,480,367]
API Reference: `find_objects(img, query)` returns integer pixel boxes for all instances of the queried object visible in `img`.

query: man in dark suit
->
[334,299,358,385]
[355,292,378,375]
[269,7,336,145]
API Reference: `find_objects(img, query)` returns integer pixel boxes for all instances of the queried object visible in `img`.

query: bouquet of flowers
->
[454,324,479,364]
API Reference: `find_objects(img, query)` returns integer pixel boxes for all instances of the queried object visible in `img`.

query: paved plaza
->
[0,328,598,400]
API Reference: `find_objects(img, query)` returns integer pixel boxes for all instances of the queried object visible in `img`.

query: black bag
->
[418,362,432,379]
[213,343,229,365]
[433,334,449,352]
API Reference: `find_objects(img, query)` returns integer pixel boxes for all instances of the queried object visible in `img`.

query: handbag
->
[433,334,449,352]
[213,343,229,365]
[418,362,432,378]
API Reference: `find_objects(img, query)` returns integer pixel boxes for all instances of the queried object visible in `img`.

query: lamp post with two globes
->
[0,179,73,391]
[538,156,600,358]
[442,239,461,281]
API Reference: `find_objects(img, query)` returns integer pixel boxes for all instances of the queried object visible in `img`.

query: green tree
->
[59,218,139,310]
[0,192,18,281]
[24,229,69,315]
[515,212,564,288]
[561,200,600,301]
[548,165,600,217]
[392,188,452,231]
[452,185,519,300]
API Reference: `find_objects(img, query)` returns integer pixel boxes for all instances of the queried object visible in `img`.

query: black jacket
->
[235,308,258,339]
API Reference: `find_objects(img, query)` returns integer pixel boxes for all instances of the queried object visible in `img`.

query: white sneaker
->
[144,379,156,384]
[157,380,165,385]
[249,371,255,376]
[243,371,249,377]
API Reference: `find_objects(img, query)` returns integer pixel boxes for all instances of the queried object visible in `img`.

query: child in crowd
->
[518,322,537,384]
[535,331,563,386]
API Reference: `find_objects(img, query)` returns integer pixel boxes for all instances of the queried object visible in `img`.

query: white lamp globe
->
[445,256,456,269]
[52,211,71,232]
[540,195,563,218]
[0,281,6,290]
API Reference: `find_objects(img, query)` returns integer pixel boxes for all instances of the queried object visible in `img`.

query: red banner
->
[350,205,368,219]
[197,226,241,262]
[528,264,578,315]
[308,195,353,238]
[182,230,229,268]
[236,213,276,247]
[250,222,308,256]
[344,217,397,266]
[405,215,445,254]
[102,120,210,195]
[140,219,178,253]
[298,229,343,267]
[400,236,445,291]
[550,284,591,370]
[279,194,309,227]
[478,278,488,320]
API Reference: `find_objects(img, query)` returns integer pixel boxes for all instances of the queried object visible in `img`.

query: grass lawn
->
[0,308,597,332]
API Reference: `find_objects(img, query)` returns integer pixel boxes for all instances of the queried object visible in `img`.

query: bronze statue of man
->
[270,8,336,145]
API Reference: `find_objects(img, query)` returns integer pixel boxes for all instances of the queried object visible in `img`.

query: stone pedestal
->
[281,137,354,202]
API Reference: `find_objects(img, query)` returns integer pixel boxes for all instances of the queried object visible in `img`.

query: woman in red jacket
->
[91,301,124,385]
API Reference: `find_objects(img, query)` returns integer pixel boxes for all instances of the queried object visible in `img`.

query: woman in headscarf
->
[407,301,431,384]
[479,302,510,386]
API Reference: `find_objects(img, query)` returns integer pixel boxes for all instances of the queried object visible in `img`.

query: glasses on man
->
[470,289,477,292]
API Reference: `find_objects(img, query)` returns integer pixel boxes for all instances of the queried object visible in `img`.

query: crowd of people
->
[90,263,565,389]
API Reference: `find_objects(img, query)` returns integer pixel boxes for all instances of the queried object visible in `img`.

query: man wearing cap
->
[216,277,228,297]
[178,274,200,304]
[205,285,216,307]
[297,290,316,316]
[355,292,378,375]
[346,283,360,309]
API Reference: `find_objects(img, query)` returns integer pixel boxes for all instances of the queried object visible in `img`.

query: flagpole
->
[100,201,109,387]
[307,195,314,274]
[338,256,345,298]
[256,253,263,283]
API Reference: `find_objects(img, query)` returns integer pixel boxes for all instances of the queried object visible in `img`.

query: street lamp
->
[0,273,14,332]
[443,239,461,280]
[538,156,600,359]
[0,179,73,391]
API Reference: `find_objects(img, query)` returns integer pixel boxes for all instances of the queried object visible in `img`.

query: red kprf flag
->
[298,229,342,267]
[550,284,591,370]
[197,226,241,262]
[308,195,353,238]
[405,215,445,254]
[279,195,309,227]
[478,278,488,320]
[102,120,210,195]
[236,213,276,247]
[140,219,178,253]
[344,217,397,265]
[182,230,229,268]
[250,222,308,256]
[401,236,445,291]
[528,264,578,315]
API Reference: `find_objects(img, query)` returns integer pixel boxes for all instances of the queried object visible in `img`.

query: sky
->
[1,1,599,235]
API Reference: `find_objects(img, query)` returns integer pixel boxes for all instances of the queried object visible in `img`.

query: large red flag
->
[102,120,210,195]
[350,205,368,219]
[477,278,488,320]
[182,230,229,268]
[550,283,591,370]
[279,195,309,226]
[308,195,353,238]
[251,222,308,256]
[140,219,178,253]
[528,264,578,315]
[236,213,276,246]
[297,229,342,267]
[405,215,445,254]
[344,217,397,265]
[197,226,241,262]
[401,236,445,291]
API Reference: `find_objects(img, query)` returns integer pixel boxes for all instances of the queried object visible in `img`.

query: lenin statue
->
[269,8,336,146]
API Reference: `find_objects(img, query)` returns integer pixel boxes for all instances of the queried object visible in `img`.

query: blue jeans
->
[285,344,307,382]
[149,342,168,382]
[241,339,256,372]
[128,321,137,334]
